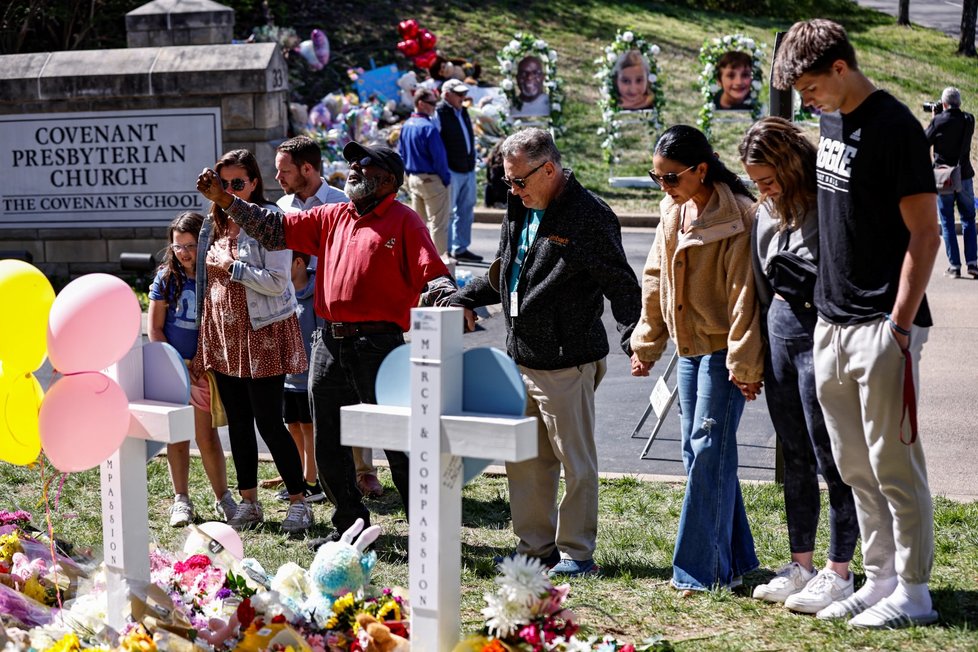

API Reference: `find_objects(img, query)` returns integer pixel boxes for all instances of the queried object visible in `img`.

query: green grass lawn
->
[3,457,977,650]
[315,0,978,213]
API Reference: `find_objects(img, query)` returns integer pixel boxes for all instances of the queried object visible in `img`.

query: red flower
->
[237,598,256,629]
[621,645,636,652]
[271,614,287,624]
[386,621,409,638]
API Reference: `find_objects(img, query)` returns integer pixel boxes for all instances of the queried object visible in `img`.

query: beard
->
[344,174,380,201]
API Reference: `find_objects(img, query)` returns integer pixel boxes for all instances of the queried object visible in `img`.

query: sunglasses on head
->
[220,177,247,191]
[647,165,695,189]
[502,161,546,190]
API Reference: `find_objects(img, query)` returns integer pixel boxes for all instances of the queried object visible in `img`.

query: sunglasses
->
[220,177,247,191]
[648,165,695,189]
[502,161,546,190]
[352,155,391,174]
[170,243,198,253]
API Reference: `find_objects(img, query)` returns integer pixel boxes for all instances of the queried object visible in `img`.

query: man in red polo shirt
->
[196,142,453,546]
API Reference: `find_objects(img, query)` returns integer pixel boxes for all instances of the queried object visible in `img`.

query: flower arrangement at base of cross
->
[697,34,766,141]
[454,555,669,652]
[496,33,565,136]
[594,29,665,165]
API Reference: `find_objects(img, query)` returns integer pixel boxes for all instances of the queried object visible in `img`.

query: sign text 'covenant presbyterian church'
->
[0,108,222,228]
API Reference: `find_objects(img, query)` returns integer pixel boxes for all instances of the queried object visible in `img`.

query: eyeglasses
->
[170,243,198,253]
[502,162,547,190]
[647,166,695,189]
[220,177,247,191]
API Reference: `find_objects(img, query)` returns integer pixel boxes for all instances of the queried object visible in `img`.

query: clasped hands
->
[629,353,762,401]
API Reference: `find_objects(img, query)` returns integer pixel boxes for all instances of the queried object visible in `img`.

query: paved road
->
[857,0,968,38]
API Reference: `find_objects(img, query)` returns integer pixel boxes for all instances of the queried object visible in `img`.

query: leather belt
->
[325,321,402,339]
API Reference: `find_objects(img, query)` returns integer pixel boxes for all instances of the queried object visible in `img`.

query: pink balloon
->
[47,274,141,374]
[39,372,130,473]
[185,522,244,560]
[311,29,330,65]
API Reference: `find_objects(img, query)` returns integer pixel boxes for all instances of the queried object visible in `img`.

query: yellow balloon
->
[0,260,55,374]
[0,368,43,465]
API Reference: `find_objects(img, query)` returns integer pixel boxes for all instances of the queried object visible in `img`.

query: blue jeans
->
[764,299,857,561]
[672,350,758,590]
[449,169,477,255]
[938,176,977,268]
[308,327,410,533]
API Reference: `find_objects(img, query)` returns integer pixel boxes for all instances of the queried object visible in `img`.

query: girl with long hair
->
[740,117,857,612]
[149,211,236,527]
[193,149,312,535]
[631,124,763,593]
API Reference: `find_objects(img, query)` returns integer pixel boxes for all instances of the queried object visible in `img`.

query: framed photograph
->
[698,34,766,139]
[497,33,565,133]
[595,30,665,169]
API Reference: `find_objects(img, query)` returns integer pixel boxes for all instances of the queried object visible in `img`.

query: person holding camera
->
[925,87,976,279]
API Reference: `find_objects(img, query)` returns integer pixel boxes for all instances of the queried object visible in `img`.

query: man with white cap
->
[438,79,483,262]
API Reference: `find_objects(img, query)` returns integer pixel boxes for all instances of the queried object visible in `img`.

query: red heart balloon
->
[397,39,420,57]
[398,19,419,39]
[418,29,437,51]
[413,50,438,70]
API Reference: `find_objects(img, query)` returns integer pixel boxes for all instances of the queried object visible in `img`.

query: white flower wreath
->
[497,32,565,135]
[697,33,766,140]
[594,29,664,165]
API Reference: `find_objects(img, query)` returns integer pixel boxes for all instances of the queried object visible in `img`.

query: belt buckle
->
[331,322,346,339]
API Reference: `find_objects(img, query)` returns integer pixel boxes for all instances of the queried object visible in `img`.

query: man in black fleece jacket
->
[445,128,641,577]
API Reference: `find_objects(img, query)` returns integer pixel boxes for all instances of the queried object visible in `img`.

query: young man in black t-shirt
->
[773,19,941,629]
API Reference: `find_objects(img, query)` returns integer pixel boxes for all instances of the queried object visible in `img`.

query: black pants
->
[764,299,858,562]
[213,372,306,496]
[308,327,410,533]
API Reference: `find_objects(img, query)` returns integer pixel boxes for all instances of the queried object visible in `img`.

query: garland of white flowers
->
[497,33,565,135]
[697,34,766,140]
[594,29,664,165]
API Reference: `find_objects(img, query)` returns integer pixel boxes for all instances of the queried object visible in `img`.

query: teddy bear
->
[356,613,410,652]
[396,71,419,111]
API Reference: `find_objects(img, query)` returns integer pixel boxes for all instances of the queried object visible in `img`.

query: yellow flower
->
[44,633,81,652]
[332,592,355,613]
[120,625,157,651]
[0,532,22,563]
[22,575,49,605]
[376,599,401,621]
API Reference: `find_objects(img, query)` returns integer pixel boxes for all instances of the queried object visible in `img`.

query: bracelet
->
[886,314,911,336]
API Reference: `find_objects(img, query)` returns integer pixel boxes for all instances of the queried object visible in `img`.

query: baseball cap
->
[442,79,471,95]
[342,141,405,189]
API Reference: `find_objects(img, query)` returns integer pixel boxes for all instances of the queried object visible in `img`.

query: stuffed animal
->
[396,71,419,111]
[303,518,381,619]
[356,613,410,652]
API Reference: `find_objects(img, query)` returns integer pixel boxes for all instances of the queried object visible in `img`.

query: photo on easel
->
[697,34,767,140]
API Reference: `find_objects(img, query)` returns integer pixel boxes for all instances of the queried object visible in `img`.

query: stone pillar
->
[126,0,235,48]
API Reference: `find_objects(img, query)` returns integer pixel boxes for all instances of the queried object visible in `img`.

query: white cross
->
[100,342,194,631]
[341,307,538,652]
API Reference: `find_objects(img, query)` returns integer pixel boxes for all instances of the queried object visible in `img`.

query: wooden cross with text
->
[100,343,194,631]
[341,307,538,652]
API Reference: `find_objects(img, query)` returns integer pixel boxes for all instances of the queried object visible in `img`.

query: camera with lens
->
[923,101,944,114]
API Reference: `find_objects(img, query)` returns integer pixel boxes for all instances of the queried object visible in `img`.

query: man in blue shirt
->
[438,79,483,262]
[399,88,452,258]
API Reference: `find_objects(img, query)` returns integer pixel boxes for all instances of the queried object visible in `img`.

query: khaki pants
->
[813,316,933,584]
[407,173,450,255]
[507,359,606,561]
[353,447,374,476]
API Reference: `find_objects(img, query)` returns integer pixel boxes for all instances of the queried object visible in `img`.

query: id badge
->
[510,291,519,317]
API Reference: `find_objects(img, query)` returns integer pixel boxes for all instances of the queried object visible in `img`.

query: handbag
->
[934,164,962,195]
[765,227,817,309]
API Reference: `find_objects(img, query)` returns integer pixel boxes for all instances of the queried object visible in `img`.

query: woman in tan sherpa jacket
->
[631,124,764,594]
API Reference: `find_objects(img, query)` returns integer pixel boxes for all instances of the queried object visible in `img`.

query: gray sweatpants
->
[813,316,933,585]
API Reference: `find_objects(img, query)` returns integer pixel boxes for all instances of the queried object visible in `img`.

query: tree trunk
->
[898,0,911,26]
[960,0,978,57]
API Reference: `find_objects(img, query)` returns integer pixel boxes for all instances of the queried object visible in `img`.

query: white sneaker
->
[786,568,854,614]
[752,562,816,603]
[214,489,238,522]
[168,496,195,528]
[281,499,314,534]
[228,500,264,531]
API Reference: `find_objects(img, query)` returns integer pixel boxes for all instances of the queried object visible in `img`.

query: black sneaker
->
[304,480,327,503]
[946,266,962,278]
[451,249,484,262]
[968,263,978,279]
